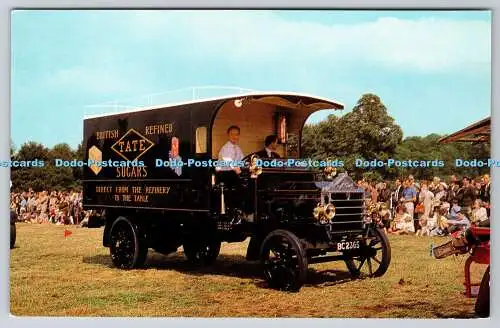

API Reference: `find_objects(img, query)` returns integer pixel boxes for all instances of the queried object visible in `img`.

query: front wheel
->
[344,227,391,278]
[109,217,148,269]
[260,229,308,292]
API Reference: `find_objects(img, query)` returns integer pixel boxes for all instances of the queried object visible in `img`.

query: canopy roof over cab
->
[84,90,344,119]
[438,117,490,144]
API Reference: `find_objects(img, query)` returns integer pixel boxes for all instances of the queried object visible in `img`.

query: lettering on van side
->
[105,184,171,204]
[144,122,174,135]
[95,130,119,140]
[116,166,148,178]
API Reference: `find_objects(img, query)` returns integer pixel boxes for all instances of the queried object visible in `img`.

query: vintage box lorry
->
[83,91,391,291]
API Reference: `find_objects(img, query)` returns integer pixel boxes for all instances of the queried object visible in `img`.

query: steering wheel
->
[239,153,262,181]
[242,152,258,165]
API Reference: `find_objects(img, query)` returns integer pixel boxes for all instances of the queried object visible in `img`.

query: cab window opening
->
[195,126,208,154]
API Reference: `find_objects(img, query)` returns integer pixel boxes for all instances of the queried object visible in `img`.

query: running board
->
[308,255,346,264]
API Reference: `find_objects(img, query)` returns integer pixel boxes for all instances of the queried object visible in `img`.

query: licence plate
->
[337,240,360,251]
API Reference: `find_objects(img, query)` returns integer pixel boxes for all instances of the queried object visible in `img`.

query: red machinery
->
[463,226,490,298]
[432,225,490,317]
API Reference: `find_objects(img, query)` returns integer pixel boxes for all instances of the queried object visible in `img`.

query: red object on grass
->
[64,230,72,238]
[464,227,490,298]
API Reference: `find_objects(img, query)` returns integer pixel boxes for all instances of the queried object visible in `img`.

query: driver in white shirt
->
[216,125,256,223]
[217,125,244,174]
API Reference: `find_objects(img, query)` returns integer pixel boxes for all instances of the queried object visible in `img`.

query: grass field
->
[9,223,487,318]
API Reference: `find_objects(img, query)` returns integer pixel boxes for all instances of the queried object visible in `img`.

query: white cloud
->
[37,11,491,107]
[127,11,490,72]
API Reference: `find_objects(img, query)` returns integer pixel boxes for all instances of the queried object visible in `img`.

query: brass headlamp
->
[313,203,336,224]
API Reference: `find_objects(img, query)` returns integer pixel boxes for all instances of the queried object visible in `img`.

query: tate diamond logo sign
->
[111,128,154,162]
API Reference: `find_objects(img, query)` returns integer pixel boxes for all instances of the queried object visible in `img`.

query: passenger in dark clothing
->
[378,182,392,203]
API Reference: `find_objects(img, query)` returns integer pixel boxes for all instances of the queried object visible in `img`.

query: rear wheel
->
[183,236,221,266]
[344,227,391,278]
[109,217,148,269]
[260,229,308,292]
[475,265,489,317]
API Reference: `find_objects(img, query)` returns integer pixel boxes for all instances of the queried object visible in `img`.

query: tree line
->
[301,93,490,181]
[10,142,85,192]
[10,93,489,191]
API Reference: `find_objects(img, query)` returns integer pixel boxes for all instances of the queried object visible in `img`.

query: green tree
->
[49,143,73,160]
[48,143,77,191]
[72,142,85,185]
[303,93,404,181]
[338,93,403,159]
[11,142,50,191]
[11,141,86,192]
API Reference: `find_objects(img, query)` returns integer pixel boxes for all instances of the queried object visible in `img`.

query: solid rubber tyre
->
[109,217,148,269]
[344,227,391,278]
[260,229,308,292]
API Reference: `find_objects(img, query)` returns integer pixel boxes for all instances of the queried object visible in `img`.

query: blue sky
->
[11,10,491,149]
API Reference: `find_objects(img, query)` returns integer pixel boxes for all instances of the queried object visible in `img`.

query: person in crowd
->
[447,210,471,234]
[19,194,27,216]
[434,183,448,203]
[419,209,437,236]
[378,181,392,203]
[429,177,441,194]
[447,175,460,203]
[40,191,49,223]
[409,175,420,192]
[480,174,491,217]
[402,179,417,220]
[434,183,450,215]
[10,195,19,215]
[391,178,404,217]
[392,178,404,204]
[72,192,82,225]
[448,198,461,220]
[474,178,484,208]
[480,174,490,203]
[415,181,434,236]
[389,205,415,234]
[376,181,392,222]
[457,176,478,217]
[429,206,449,236]
[471,199,489,226]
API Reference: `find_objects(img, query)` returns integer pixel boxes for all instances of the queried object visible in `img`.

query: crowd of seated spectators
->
[10,189,91,226]
[357,174,490,236]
